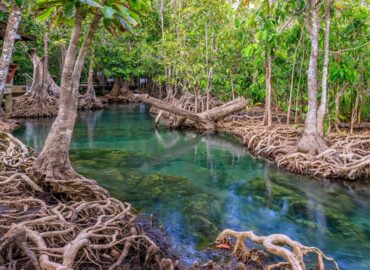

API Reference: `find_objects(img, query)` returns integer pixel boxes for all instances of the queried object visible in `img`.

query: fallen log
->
[134,94,248,130]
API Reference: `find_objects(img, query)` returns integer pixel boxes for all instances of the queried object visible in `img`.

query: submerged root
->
[0,132,174,270]
[220,119,369,180]
[11,95,58,118]
[216,229,339,270]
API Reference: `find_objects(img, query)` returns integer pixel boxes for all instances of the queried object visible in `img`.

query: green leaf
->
[15,0,25,7]
[102,6,114,19]
[36,7,54,21]
[79,0,102,8]
[0,11,6,22]
[119,17,132,32]
[64,2,75,19]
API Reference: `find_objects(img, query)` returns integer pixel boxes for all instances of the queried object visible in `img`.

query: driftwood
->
[134,94,248,130]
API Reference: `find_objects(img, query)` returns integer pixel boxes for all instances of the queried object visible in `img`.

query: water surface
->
[13,104,370,269]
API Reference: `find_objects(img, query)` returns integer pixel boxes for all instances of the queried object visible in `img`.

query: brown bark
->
[135,94,248,130]
[33,9,103,179]
[263,55,272,127]
[32,8,84,179]
[28,51,59,102]
[297,0,326,155]
[106,78,131,97]
[317,0,333,136]
[0,3,22,115]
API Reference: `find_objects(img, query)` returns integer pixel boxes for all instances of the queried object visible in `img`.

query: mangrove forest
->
[0,0,369,269]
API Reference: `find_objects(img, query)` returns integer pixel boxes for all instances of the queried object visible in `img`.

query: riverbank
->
[220,116,370,180]
[3,104,367,269]
[0,131,178,270]
[148,102,369,181]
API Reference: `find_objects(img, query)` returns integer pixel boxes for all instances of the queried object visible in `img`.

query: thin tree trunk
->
[294,47,306,124]
[317,0,333,136]
[287,29,303,125]
[194,88,198,113]
[230,70,235,100]
[85,56,95,98]
[206,66,213,111]
[33,8,84,178]
[0,2,22,115]
[43,31,49,93]
[334,82,349,132]
[263,55,272,127]
[297,0,325,155]
[350,88,361,134]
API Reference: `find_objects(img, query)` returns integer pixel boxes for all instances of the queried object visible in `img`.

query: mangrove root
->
[216,229,339,270]
[0,131,174,270]
[220,119,370,180]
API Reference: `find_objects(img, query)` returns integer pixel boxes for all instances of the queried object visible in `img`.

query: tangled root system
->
[78,95,106,111]
[11,95,58,118]
[216,229,339,270]
[0,131,174,270]
[220,119,369,180]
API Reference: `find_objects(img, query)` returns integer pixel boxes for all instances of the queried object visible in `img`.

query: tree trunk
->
[230,71,235,100]
[350,88,361,134]
[294,47,306,124]
[263,55,272,127]
[334,82,349,131]
[297,0,325,155]
[287,29,303,125]
[206,66,213,111]
[108,78,123,97]
[0,2,22,115]
[135,94,248,130]
[316,0,332,136]
[43,31,49,93]
[32,8,84,179]
[85,57,95,98]
[33,11,102,178]
[27,51,59,103]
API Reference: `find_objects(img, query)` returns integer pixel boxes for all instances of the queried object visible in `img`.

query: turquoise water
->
[13,104,370,269]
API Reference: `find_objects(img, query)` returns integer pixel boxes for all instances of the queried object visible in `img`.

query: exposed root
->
[0,118,19,132]
[11,95,58,118]
[216,229,339,270]
[219,119,370,180]
[0,132,174,270]
[78,95,105,111]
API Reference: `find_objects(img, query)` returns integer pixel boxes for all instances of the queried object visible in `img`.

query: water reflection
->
[13,104,370,270]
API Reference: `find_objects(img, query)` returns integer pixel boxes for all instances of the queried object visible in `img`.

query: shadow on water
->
[13,104,370,269]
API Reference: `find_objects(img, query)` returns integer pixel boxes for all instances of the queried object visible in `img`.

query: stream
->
[13,104,370,270]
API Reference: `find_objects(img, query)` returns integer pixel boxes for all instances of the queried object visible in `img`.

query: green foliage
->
[6,0,370,125]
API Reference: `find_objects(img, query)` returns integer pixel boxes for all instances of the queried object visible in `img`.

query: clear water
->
[13,104,370,270]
